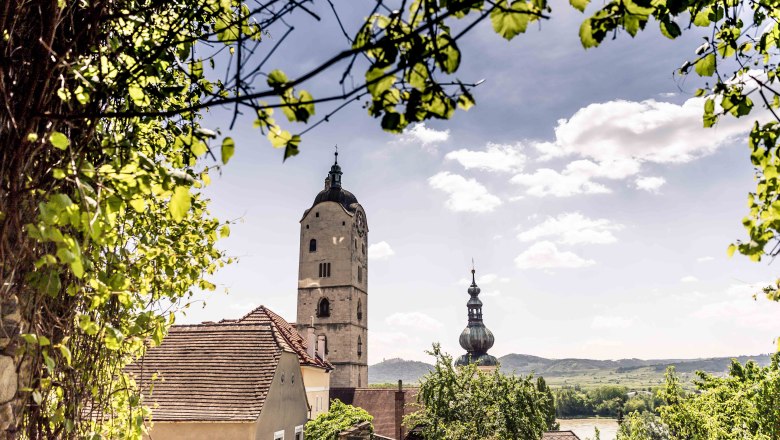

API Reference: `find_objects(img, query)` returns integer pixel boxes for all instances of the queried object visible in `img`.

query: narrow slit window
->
[357,336,363,357]
[357,266,362,283]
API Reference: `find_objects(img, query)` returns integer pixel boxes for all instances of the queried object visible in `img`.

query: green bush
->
[304,399,373,440]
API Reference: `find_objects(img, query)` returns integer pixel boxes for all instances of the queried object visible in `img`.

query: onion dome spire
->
[455,263,498,368]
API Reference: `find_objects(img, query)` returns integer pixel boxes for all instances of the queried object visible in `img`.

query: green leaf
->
[49,132,70,150]
[169,187,191,222]
[57,345,72,366]
[660,20,681,39]
[695,53,716,77]
[267,69,289,88]
[221,137,235,164]
[570,0,589,12]
[435,35,461,74]
[366,68,396,97]
[490,0,530,41]
[579,19,598,48]
[219,225,231,238]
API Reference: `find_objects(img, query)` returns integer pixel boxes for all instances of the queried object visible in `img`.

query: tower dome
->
[455,267,498,368]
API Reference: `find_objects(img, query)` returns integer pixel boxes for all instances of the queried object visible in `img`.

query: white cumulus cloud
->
[428,171,502,213]
[385,312,444,331]
[510,167,611,197]
[516,96,760,197]
[517,212,623,245]
[635,176,666,193]
[368,241,395,260]
[445,143,526,173]
[514,241,595,269]
[681,275,699,283]
[401,123,450,150]
[535,98,751,163]
[697,256,715,263]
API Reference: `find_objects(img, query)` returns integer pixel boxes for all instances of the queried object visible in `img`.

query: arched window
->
[317,298,330,317]
[309,239,317,252]
[357,336,363,357]
[357,299,363,321]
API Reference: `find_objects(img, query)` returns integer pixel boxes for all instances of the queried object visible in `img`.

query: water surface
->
[557,418,619,440]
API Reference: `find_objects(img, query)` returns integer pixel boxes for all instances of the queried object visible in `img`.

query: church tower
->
[296,153,368,388]
[455,267,498,371]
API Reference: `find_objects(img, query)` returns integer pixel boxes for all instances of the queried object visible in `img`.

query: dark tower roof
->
[311,151,359,213]
[455,267,498,367]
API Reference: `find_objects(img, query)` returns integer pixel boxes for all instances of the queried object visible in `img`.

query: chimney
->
[307,317,316,359]
[317,335,326,361]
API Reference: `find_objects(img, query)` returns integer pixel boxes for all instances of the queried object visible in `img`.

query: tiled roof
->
[127,323,281,422]
[543,431,582,440]
[237,306,333,371]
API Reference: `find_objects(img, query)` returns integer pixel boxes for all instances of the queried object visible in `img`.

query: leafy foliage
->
[404,344,552,440]
[616,354,780,440]
[304,399,373,440]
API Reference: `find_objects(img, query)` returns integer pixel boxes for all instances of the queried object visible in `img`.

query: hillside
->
[368,353,772,386]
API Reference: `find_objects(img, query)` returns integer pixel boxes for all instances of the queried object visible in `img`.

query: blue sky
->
[179,2,780,363]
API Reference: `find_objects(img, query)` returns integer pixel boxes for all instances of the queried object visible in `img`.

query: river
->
[557,418,619,440]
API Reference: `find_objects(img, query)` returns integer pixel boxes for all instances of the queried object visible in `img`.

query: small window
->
[354,239,357,249]
[357,266,362,283]
[295,425,304,440]
[342,221,346,226]
[306,224,309,229]
[357,299,363,321]
[362,244,365,255]
[315,212,319,217]
[274,430,285,440]
[318,262,331,278]
[317,298,330,317]
[309,239,317,252]
[357,336,363,357]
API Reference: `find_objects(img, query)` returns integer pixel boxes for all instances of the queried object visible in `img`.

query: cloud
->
[368,241,395,260]
[725,281,772,298]
[445,143,526,173]
[517,97,760,197]
[697,256,715,262]
[535,98,751,163]
[591,315,635,329]
[517,212,623,245]
[514,241,595,269]
[428,171,502,213]
[635,176,666,193]
[510,167,611,197]
[385,312,444,331]
[400,123,450,151]
[681,276,699,283]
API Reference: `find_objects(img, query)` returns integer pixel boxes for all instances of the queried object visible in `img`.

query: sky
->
[177,1,780,364]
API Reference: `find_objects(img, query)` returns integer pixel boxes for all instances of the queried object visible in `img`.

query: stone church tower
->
[296,153,368,388]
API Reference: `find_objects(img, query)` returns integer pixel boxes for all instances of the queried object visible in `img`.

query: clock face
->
[356,211,366,236]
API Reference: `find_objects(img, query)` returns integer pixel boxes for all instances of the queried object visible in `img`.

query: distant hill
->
[369,358,434,384]
[368,353,773,385]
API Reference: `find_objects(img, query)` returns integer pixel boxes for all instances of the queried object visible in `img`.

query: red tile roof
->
[237,306,333,371]
[127,323,282,422]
